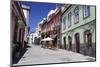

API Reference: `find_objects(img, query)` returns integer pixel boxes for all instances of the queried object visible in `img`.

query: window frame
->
[83,5,90,19]
[68,12,72,28]
[74,6,79,24]
[63,16,66,30]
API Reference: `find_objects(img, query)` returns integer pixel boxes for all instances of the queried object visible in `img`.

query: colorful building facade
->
[61,5,96,57]
[40,8,62,48]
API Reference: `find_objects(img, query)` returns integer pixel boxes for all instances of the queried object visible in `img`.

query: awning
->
[41,37,53,41]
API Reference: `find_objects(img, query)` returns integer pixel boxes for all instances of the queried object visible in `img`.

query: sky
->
[20,1,63,33]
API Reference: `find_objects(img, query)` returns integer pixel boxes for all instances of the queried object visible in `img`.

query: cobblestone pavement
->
[13,44,95,66]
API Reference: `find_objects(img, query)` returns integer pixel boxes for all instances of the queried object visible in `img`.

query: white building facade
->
[28,32,38,44]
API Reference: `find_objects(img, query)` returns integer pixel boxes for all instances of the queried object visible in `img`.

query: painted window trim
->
[68,12,72,28]
[74,6,79,24]
[83,5,90,19]
[63,16,66,30]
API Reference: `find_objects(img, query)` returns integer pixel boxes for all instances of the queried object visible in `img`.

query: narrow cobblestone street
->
[13,44,95,66]
[11,1,96,67]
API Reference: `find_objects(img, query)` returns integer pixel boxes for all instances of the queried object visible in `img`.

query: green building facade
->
[61,5,96,57]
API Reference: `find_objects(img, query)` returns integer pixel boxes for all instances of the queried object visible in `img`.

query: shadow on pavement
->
[12,45,31,64]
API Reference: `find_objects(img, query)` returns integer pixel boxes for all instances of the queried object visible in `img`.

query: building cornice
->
[61,5,72,16]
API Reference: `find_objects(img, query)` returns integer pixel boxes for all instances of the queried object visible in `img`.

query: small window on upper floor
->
[68,12,72,27]
[63,16,66,30]
[83,5,90,18]
[74,6,79,24]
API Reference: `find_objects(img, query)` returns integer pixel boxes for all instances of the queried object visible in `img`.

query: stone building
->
[61,5,96,57]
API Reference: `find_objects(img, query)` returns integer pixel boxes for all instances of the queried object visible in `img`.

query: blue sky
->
[20,1,63,33]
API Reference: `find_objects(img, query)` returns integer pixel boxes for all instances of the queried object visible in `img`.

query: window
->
[83,5,90,18]
[63,17,66,30]
[68,12,72,27]
[74,6,79,23]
